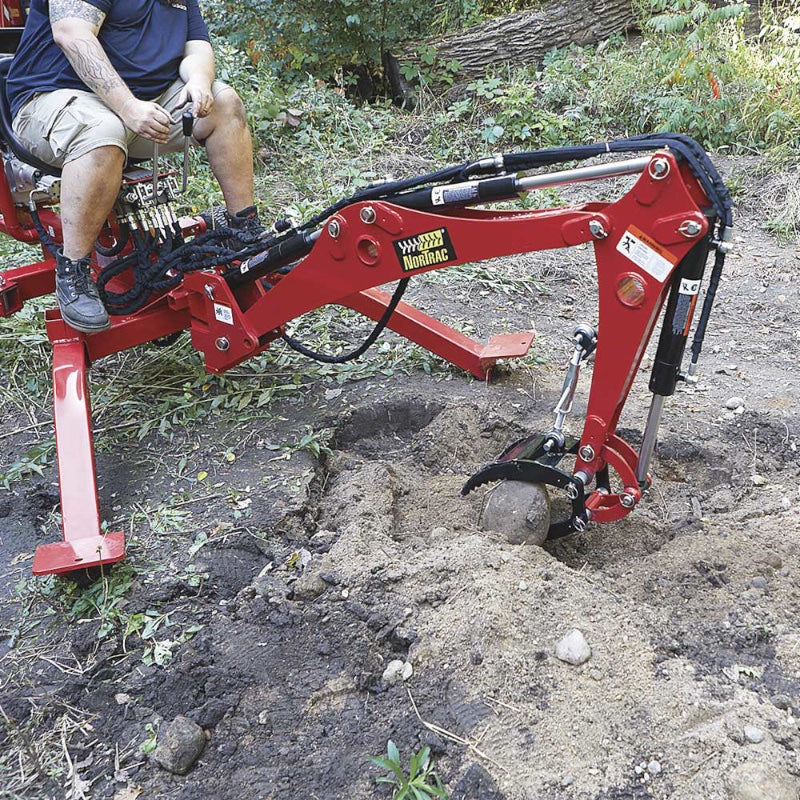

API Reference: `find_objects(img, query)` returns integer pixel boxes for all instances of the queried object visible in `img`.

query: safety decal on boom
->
[393,227,457,273]
[616,225,677,282]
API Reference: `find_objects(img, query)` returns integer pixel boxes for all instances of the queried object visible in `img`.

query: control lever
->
[181,110,193,193]
[151,109,194,204]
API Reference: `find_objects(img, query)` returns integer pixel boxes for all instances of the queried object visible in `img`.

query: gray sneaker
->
[55,250,110,333]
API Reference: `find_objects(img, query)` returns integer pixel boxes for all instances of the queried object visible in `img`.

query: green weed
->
[372,740,448,800]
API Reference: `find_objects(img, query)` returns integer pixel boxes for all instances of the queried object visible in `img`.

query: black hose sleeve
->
[282,278,410,363]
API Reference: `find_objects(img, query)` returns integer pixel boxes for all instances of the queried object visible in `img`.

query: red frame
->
[0,150,712,575]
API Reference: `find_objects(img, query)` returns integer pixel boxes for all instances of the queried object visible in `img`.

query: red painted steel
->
[0,148,717,574]
[31,328,125,575]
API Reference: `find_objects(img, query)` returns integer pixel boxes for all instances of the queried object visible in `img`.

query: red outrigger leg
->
[31,315,125,576]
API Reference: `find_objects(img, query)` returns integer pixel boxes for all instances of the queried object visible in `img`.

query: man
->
[6,0,264,333]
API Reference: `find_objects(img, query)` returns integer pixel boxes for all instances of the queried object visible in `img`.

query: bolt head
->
[204,284,215,300]
[360,206,377,224]
[679,220,703,237]
[588,220,607,239]
[650,158,670,179]
[215,337,230,351]
[579,445,595,462]
[327,220,341,238]
[620,492,636,508]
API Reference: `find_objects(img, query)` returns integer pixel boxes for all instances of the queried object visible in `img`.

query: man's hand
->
[177,79,214,118]
[120,98,171,143]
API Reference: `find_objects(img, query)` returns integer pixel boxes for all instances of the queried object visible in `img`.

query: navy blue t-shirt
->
[7,0,210,119]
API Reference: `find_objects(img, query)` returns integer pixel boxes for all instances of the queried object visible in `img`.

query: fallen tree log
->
[388,0,637,99]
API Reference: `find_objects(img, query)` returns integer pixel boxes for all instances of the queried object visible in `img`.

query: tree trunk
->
[392,0,637,88]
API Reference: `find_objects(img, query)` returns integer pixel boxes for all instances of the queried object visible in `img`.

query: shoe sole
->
[61,313,112,334]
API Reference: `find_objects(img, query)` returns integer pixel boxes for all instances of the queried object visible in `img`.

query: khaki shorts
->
[12,78,231,167]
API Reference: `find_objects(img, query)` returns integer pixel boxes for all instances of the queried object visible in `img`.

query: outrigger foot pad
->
[32,531,126,577]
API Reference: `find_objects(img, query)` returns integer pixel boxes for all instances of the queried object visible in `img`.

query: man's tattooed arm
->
[59,38,123,93]
[49,0,105,28]
[49,0,173,141]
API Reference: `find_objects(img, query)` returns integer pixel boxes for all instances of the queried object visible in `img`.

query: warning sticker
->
[393,227,456,273]
[214,303,234,326]
[616,226,677,282]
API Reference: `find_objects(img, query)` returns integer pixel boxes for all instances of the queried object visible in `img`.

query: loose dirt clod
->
[153,716,206,775]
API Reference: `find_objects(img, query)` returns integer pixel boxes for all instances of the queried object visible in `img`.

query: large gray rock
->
[480,481,550,545]
[726,761,799,800]
[153,715,206,775]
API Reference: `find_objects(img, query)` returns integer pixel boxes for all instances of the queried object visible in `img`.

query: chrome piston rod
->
[636,394,666,484]
[516,156,651,194]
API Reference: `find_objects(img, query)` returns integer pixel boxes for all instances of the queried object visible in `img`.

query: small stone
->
[253,574,286,600]
[257,710,270,726]
[401,662,413,681]
[382,660,405,685]
[726,396,745,410]
[292,571,328,601]
[431,526,448,539]
[114,693,131,705]
[470,647,484,666]
[771,694,792,711]
[555,629,591,666]
[634,765,644,775]
[751,474,766,486]
[727,761,798,800]
[153,716,206,775]
[561,773,575,787]
[647,760,662,776]
[750,577,768,590]
[744,725,765,744]
[518,581,529,591]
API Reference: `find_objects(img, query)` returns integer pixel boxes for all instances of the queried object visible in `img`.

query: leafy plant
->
[372,741,448,800]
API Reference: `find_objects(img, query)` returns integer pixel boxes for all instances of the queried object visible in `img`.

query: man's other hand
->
[177,80,214,118]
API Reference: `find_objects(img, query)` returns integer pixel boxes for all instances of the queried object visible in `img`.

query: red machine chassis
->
[0,149,713,576]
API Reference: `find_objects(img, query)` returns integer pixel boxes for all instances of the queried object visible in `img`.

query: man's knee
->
[196,86,248,142]
[213,86,247,124]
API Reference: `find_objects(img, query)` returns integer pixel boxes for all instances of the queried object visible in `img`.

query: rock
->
[726,761,799,800]
[292,570,328,601]
[750,577,768,590]
[401,662,413,681]
[756,551,783,571]
[153,716,206,775]
[480,481,550,545]
[382,660,405,685]
[771,694,793,711]
[726,396,745,410]
[647,760,662,776]
[252,574,286,600]
[744,726,765,744]
[554,629,591,666]
[751,474,766,486]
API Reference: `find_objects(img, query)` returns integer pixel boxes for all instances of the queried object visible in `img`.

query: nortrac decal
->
[393,228,456,273]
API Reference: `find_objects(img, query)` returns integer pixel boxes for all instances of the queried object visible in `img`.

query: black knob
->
[182,111,194,137]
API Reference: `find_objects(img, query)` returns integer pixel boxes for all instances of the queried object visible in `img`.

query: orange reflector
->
[616,273,647,307]
[357,236,380,266]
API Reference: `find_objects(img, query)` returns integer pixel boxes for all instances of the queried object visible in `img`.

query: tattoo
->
[61,38,123,94]
[50,0,105,29]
